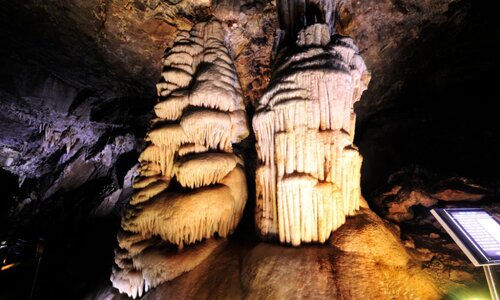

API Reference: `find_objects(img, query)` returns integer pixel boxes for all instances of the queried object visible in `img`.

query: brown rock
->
[432,189,485,202]
[430,233,440,239]
[384,190,438,222]
[136,208,468,299]
[449,269,475,282]
[373,166,493,222]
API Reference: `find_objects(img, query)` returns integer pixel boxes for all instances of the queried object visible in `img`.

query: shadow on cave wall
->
[356,0,500,197]
[0,2,156,299]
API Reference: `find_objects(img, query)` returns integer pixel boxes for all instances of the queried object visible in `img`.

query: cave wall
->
[3,0,498,204]
[348,1,500,194]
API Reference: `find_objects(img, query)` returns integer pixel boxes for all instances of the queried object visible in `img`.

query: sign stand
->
[431,208,500,300]
[484,265,499,300]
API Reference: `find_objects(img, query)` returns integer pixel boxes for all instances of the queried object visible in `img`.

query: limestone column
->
[111,20,249,298]
[253,23,370,246]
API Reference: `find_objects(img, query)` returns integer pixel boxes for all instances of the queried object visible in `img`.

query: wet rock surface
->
[88,207,480,299]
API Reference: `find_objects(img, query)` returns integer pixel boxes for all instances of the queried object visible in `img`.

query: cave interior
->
[0,0,499,299]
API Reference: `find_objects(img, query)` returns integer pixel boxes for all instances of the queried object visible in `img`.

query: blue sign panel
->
[432,208,500,266]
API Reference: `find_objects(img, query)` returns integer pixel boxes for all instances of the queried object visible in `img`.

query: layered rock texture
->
[111,20,249,298]
[253,24,370,245]
[1,0,499,299]
[92,208,472,299]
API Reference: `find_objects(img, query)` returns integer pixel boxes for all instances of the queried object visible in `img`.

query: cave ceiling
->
[0,0,498,200]
[1,0,483,115]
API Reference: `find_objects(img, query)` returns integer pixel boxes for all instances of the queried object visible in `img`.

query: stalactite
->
[179,109,233,151]
[277,0,340,45]
[154,91,189,121]
[130,180,169,205]
[111,20,249,298]
[253,23,370,246]
[173,152,241,189]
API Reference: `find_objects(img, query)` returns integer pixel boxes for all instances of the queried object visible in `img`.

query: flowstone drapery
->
[111,20,249,298]
[253,24,370,246]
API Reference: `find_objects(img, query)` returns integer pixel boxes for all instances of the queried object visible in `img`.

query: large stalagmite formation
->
[105,208,452,300]
[111,20,249,298]
[253,23,370,246]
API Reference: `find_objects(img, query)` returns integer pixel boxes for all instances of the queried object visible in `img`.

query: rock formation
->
[110,208,457,300]
[277,0,340,41]
[1,1,498,299]
[372,165,495,222]
[253,23,370,246]
[111,20,249,298]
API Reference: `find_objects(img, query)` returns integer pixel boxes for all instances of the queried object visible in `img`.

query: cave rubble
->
[372,165,500,222]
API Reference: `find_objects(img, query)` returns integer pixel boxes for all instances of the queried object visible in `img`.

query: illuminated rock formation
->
[253,24,370,246]
[122,208,452,299]
[111,20,249,298]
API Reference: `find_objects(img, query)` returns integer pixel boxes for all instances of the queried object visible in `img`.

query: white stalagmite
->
[132,175,164,189]
[154,91,189,121]
[174,152,241,188]
[111,268,145,299]
[122,184,239,245]
[180,109,233,151]
[177,143,208,157]
[132,239,223,289]
[253,24,370,246]
[111,20,249,298]
[130,180,169,205]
